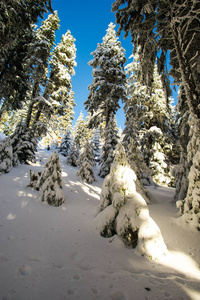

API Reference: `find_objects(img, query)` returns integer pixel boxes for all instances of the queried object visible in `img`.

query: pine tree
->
[95,143,167,260]
[84,22,127,126]
[99,114,119,178]
[37,151,65,206]
[76,141,96,183]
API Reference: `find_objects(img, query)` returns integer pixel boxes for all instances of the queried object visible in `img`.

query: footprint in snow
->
[108,291,127,300]
[19,265,32,276]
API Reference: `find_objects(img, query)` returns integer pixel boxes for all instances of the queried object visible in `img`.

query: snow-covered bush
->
[36,151,65,206]
[76,141,96,183]
[95,143,167,260]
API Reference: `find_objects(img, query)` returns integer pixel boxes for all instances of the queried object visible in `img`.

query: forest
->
[0,0,199,233]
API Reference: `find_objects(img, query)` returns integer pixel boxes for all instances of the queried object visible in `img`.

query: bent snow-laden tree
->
[112,0,200,229]
[95,143,167,260]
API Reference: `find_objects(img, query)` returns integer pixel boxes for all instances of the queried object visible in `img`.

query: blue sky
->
[42,0,178,129]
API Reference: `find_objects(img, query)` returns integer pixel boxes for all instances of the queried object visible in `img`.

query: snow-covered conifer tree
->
[10,122,37,165]
[25,11,60,128]
[58,128,72,157]
[73,112,88,149]
[95,143,167,260]
[85,22,127,127]
[91,128,101,164]
[140,127,171,186]
[66,140,79,167]
[76,141,96,183]
[0,137,13,174]
[112,0,200,229]
[99,114,119,178]
[35,30,77,123]
[125,53,176,186]
[37,151,65,206]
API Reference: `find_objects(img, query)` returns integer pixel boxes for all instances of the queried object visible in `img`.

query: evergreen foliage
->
[0,1,53,120]
[73,112,89,149]
[66,140,79,167]
[85,22,127,126]
[99,114,119,178]
[0,0,52,54]
[0,137,13,174]
[124,52,177,186]
[58,128,72,157]
[10,122,37,164]
[25,11,60,128]
[112,0,200,228]
[95,143,167,259]
[37,151,65,206]
[76,141,96,183]
[91,128,101,164]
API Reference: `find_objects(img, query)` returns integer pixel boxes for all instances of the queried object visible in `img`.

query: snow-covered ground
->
[0,149,200,300]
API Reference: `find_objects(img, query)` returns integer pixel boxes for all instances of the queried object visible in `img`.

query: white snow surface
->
[0,149,200,300]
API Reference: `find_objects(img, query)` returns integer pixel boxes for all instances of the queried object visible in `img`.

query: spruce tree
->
[25,11,60,128]
[91,128,101,164]
[10,122,37,164]
[84,22,127,126]
[0,0,52,54]
[58,128,72,157]
[0,1,53,120]
[99,114,119,178]
[125,53,176,186]
[66,140,79,167]
[95,143,167,260]
[37,151,65,206]
[76,141,96,183]
[0,137,13,174]
[112,0,200,228]
[73,112,88,149]
[35,30,77,123]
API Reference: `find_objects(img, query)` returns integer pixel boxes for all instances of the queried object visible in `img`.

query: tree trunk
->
[171,25,200,120]
[172,25,200,229]
[25,81,40,128]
